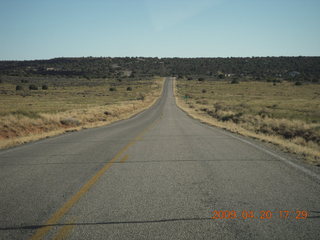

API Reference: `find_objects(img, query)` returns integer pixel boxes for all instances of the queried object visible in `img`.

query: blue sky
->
[0,0,319,60]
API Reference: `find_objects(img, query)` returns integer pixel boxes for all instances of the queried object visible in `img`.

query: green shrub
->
[295,81,302,86]
[42,84,48,90]
[29,84,38,90]
[109,87,116,91]
[231,79,239,84]
[184,93,192,99]
[16,85,23,91]
[218,74,225,79]
[127,86,132,91]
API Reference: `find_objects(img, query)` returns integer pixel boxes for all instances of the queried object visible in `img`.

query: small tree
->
[42,84,48,90]
[109,87,116,91]
[16,85,23,91]
[29,84,38,90]
[126,86,132,91]
[231,79,239,84]
[295,81,302,86]
[218,74,225,79]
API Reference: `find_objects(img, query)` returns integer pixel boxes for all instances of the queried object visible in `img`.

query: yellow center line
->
[29,117,161,240]
[119,155,129,163]
[51,218,77,240]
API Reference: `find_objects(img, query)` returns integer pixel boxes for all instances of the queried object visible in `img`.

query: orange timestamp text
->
[211,210,308,220]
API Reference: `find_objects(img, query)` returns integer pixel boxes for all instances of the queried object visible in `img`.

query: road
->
[0,78,319,240]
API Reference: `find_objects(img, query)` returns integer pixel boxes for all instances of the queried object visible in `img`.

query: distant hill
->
[0,57,319,82]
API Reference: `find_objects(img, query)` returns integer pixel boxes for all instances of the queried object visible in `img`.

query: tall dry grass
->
[0,78,164,149]
[174,78,320,165]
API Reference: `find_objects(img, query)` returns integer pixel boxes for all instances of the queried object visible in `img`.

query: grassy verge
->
[174,78,320,165]
[0,77,164,149]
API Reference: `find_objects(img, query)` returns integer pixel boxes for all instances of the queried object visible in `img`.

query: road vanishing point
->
[0,78,319,239]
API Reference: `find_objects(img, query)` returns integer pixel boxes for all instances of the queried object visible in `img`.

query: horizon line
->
[1,55,320,61]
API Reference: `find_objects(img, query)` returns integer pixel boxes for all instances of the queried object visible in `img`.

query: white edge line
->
[174,77,320,182]
[217,129,320,182]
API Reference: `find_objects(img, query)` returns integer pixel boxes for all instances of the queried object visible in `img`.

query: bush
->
[42,84,48,90]
[184,93,192,99]
[202,89,206,93]
[60,118,81,126]
[187,77,193,80]
[198,77,205,81]
[29,84,38,90]
[196,99,208,105]
[127,86,132,91]
[220,113,243,123]
[231,79,240,84]
[213,102,226,112]
[11,110,40,119]
[137,93,145,100]
[218,74,225,79]
[295,81,302,86]
[109,87,116,91]
[16,85,23,91]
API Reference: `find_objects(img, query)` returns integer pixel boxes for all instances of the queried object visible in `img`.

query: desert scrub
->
[175,79,320,165]
[0,77,164,149]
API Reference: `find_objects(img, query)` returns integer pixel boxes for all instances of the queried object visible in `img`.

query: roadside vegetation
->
[1,56,319,158]
[0,76,164,149]
[175,78,320,165]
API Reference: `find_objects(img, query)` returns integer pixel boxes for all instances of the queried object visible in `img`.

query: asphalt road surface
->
[0,78,319,240]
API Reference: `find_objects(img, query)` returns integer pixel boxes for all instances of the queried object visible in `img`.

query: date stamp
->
[211,210,309,220]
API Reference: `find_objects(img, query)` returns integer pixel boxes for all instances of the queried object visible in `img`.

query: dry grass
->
[174,78,320,165]
[0,77,164,149]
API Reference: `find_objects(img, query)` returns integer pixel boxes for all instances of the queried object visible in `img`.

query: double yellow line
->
[29,117,160,240]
